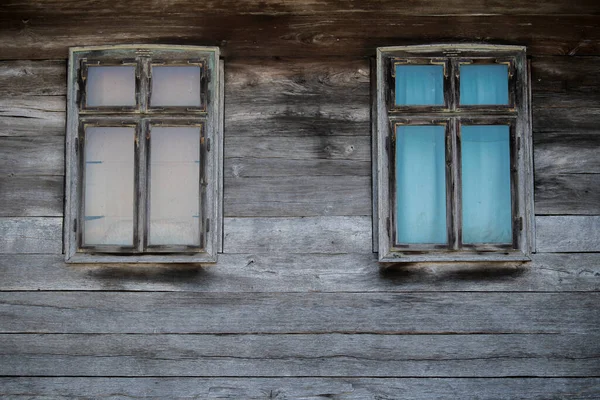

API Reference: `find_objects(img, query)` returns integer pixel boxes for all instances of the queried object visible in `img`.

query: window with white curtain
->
[64,45,223,263]
[374,44,534,262]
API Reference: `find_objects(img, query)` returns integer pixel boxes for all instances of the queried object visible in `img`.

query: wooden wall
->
[1,0,599,398]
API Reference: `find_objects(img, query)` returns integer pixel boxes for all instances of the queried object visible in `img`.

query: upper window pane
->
[151,66,202,107]
[86,66,136,107]
[149,126,201,246]
[396,125,447,244]
[395,65,444,106]
[460,64,509,105]
[83,126,135,246]
[461,125,512,244]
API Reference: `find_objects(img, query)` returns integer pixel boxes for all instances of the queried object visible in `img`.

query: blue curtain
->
[395,65,444,106]
[396,125,447,244]
[460,64,509,105]
[461,125,512,244]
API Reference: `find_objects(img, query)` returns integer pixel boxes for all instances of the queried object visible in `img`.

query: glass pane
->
[460,64,509,105]
[151,66,202,107]
[395,65,444,106]
[149,126,201,246]
[396,125,447,244]
[83,127,135,246]
[461,125,512,244]
[86,66,136,107]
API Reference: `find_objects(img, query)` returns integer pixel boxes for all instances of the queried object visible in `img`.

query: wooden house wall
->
[0,0,599,398]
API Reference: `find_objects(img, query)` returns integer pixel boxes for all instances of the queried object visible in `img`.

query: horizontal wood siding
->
[1,253,598,292]
[0,1,599,397]
[2,333,598,377]
[2,378,600,399]
[2,292,598,334]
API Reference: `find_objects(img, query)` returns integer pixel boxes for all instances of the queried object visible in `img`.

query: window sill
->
[379,250,531,263]
[65,251,218,264]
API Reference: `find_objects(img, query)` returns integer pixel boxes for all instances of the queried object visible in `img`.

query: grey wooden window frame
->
[64,45,223,263]
[374,44,534,262]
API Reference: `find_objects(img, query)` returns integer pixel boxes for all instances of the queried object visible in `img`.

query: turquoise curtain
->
[395,65,444,106]
[460,64,509,105]
[396,125,447,244]
[461,125,512,244]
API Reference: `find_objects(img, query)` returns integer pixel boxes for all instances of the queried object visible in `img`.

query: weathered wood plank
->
[1,292,598,334]
[536,216,600,252]
[0,96,65,137]
[535,173,600,215]
[224,136,370,159]
[224,216,372,253]
[531,56,600,94]
[0,136,64,175]
[1,333,598,377]
[0,176,63,217]
[1,253,599,292]
[226,158,371,177]
[4,0,600,17]
[534,133,600,175]
[225,176,371,217]
[0,60,66,97]
[533,105,600,133]
[0,217,62,254]
[2,377,599,399]
[0,15,599,59]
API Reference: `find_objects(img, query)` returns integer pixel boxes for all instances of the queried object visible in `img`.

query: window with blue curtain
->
[377,45,532,261]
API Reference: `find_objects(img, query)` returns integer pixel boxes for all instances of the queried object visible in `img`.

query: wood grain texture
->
[2,377,600,399]
[226,157,371,177]
[0,96,65,137]
[0,15,599,59]
[0,136,64,175]
[1,333,599,377]
[225,136,370,159]
[0,175,63,217]
[536,216,600,252]
[4,0,599,16]
[0,217,62,254]
[1,292,598,334]
[223,216,372,253]
[531,56,600,94]
[0,60,65,96]
[1,253,599,292]
[534,132,600,175]
[535,173,600,215]
[2,215,598,255]
[224,176,371,217]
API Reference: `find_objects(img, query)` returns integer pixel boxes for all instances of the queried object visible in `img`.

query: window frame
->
[374,44,534,262]
[64,45,223,263]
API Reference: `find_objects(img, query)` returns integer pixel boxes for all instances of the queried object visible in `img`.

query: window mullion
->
[135,120,149,252]
[453,118,462,250]
[135,57,151,253]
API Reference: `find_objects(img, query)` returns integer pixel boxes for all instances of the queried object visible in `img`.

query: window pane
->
[461,125,512,244]
[395,65,444,106]
[460,64,509,105]
[86,66,136,107]
[149,126,201,246]
[396,125,447,244]
[83,127,135,246]
[151,66,202,107]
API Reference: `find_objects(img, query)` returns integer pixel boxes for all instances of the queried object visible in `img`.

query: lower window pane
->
[149,126,201,246]
[395,125,447,244]
[461,125,512,244]
[83,127,135,246]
